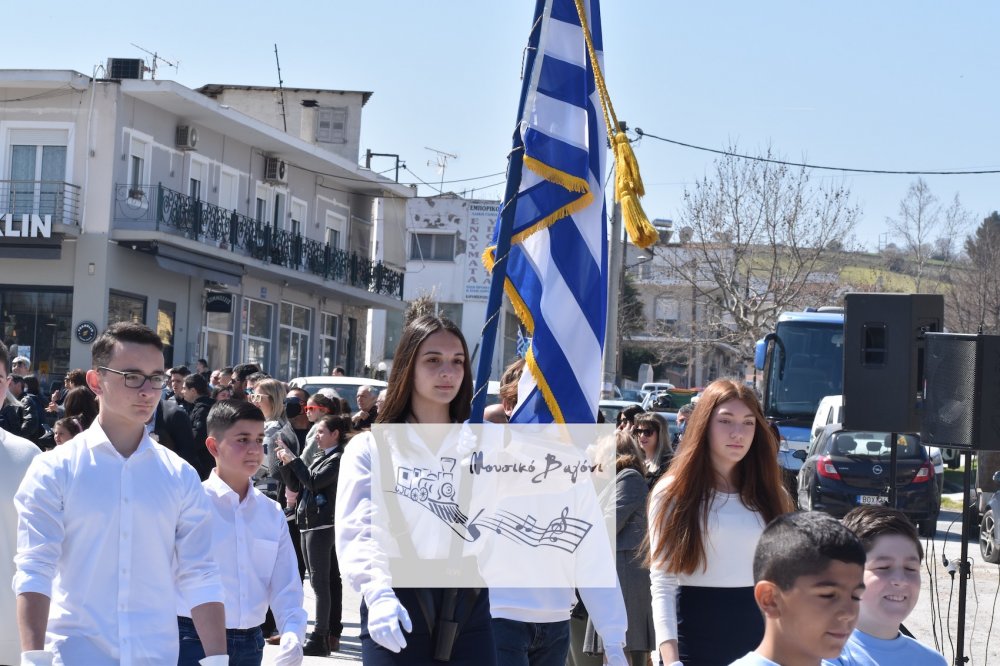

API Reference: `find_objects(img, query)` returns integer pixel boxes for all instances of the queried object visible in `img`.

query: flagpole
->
[469,0,546,425]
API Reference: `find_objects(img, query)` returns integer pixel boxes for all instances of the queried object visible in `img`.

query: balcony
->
[112,184,403,299]
[0,180,81,227]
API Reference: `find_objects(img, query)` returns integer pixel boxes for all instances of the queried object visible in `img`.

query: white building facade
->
[0,68,410,385]
[368,194,518,381]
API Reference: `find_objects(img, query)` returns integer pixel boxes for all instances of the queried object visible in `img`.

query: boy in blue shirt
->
[176,400,307,666]
[829,506,946,666]
[730,512,866,666]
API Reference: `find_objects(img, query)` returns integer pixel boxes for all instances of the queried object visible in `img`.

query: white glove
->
[198,656,229,666]
[20,651,54,666]
[603,644,628,666]
[367,591,412,653]
[457,423,479,466]
[271,631,303,666]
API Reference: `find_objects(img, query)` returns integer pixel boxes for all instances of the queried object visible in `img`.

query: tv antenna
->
[130,43,178,79]
[274,44,287,133]
[425,146,458,193]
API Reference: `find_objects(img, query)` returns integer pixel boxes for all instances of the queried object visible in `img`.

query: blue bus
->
[754,308,845,488]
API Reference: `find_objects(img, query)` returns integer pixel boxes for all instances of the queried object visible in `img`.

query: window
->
[108,291,146,325]
[410,233,456,261]
[290,199,306,235]
[319,313,340,374]
[273,192,286,228]
[203,305,234,370]
[9,128,68,218]
[241,299,272,370]
[278,302,312,380]
[0,288,73,382]
[316,107,347,144]
[255,196,267,224]
[325,211,346,250]
[655,297,679,322]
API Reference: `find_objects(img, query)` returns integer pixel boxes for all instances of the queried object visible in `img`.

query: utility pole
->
[602,122,627,395]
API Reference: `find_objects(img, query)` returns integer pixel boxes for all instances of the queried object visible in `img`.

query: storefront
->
[0,287,73,387]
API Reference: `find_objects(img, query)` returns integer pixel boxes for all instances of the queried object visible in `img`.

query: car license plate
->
[857,495,887,505]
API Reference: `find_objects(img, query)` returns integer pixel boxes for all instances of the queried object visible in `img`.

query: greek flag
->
[484,0,607,424]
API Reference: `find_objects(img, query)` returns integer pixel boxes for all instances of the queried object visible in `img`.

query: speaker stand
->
[954,450,974,666]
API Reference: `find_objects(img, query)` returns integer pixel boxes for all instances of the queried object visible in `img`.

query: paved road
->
[904,507,1000,666]
[281,508,996,665]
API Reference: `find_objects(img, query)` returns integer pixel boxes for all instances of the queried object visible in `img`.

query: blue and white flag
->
[484,0,608,424]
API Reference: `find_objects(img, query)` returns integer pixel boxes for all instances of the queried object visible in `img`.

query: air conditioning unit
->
[264,157,288,184]
[106,58,145,80]
[175,125,199,151]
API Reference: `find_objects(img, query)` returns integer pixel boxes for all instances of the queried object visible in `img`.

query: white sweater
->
[0,429,41,664]
[648,483,765,646]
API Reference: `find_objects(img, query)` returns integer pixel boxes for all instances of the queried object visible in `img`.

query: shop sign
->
[206,291,233,313]
[1,214,52,239]
[75,321,98,344]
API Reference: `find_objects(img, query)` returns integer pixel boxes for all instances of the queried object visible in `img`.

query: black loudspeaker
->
[921,333,1000,451]
[843,293,943,433]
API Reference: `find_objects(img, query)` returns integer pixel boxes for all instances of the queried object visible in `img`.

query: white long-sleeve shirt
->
[176,471,307,639]
[13,422,225,665]
[648,482,764,646]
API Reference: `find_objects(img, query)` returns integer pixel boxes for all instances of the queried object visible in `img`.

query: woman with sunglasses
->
[633,413,670,486]
[299,392,339,465]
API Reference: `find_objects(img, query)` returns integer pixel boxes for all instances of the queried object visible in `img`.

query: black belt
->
[177,616,262,636]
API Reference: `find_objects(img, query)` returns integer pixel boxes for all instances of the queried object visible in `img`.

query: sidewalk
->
[262,576,363,664]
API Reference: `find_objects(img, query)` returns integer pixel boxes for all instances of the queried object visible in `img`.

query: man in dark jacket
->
[181,373,215,480]
[148,398,209,477]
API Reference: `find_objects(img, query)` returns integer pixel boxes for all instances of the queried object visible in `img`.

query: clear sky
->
[9,1,998,249]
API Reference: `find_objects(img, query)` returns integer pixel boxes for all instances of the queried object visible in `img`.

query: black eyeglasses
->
[97,367,168,389]
[634,428,655,437]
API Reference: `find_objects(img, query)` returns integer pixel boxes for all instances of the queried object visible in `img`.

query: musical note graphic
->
[473,506,591,553]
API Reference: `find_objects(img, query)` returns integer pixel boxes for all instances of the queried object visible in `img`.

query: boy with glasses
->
[14,322,228,665]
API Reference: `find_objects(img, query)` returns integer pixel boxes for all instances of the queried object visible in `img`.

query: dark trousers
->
[303,526,341,636]
[492,618,569,666]
[177,616,263,666]
[677,585,761,666]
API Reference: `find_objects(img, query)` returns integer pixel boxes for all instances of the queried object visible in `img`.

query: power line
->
[633,128,1000,176]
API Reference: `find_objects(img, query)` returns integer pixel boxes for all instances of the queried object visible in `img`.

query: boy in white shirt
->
[176,399,307,666]
[828,507,947,666]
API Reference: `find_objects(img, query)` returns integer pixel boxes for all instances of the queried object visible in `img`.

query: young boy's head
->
[841,506,923,640]
[752,511,867,664]
[205,399,266,482]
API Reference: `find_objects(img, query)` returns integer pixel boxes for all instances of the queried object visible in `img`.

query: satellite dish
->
[678,226,694,244]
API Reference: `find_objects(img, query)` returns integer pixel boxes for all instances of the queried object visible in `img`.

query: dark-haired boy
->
[176,399,307,666]
[730,512,866,666]
[828,506,946,666]
[14,322,227,665]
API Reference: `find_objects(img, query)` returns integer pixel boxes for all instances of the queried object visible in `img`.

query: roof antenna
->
[425,146,458,193]
[130,43,178,79]
[274,44,287,133]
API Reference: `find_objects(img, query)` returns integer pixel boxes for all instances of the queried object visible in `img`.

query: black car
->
[795,425,940,537]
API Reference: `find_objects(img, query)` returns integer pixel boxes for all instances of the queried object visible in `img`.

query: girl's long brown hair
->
[377,315,473,425]
[647,379,792,575]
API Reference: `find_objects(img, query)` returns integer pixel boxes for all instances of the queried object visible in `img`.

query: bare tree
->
[651,144,859,358]
[886,178,972,292]
[951,212,1000,334]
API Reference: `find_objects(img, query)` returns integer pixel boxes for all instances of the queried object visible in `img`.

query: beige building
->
[0,66,411,385]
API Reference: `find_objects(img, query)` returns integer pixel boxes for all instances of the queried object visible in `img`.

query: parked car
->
[288,376,388,413]
[620,388,644,403]
[980,471,1000,563]
[795,424,940,537]
[809,395,944,494]
[598,400,642,426]
[642,391,674,411]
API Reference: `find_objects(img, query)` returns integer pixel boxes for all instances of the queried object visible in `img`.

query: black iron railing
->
[113,184,403,298]
[0,180,81,227]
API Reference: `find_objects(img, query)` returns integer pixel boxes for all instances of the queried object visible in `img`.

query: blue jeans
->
[492,618,570,666]
[177,616,264,666]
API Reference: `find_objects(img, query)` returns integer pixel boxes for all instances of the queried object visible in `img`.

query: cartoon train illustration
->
[395,457,458,504]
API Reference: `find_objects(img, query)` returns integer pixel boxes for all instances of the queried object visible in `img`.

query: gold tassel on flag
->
[575,0,658,249]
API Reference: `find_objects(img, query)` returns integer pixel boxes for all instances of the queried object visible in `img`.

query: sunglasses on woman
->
[304,405,327,412]
[634,428,655,437]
